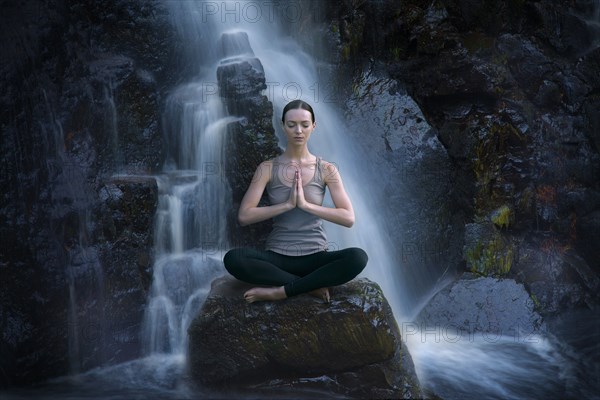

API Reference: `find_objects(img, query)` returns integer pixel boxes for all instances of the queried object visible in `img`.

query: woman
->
[223,99,368,303]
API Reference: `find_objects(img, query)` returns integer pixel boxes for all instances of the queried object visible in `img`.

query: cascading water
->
[590,0,600,49]
[41,88,109,376]
[573,0,600,54]
[143,91,238,355]
[103,79,121,170]
[141,61,238,358]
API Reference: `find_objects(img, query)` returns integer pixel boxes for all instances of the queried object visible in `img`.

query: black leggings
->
[223,247,368,297]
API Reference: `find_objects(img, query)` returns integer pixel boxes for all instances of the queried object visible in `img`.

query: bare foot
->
[244,286,287,303]
[309,287,330,303]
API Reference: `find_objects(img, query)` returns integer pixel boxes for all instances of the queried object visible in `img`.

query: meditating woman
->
[223,99,368,303]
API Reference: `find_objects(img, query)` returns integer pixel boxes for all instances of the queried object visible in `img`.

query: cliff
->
[322,0,600,317]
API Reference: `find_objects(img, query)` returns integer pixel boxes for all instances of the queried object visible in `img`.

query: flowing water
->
[4,1,598,399]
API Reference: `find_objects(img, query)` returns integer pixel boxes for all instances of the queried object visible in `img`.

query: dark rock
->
[496,34,555,98]
[60,175,159,373]
[188,276,422,399]
[582,96,600,154]
[217,31,266,99]
[576,47,600,91]
[576,209,600,275]
[511,238,599,316]
[0,0,175,385]
[216,31,281,248]
[416,273,545,336]
[217,58,266,98]
[534,0,595,56]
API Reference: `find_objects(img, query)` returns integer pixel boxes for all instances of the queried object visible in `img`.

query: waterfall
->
[591,0,600,48]
[103,79,121,170]
[141,88,236,356]
[140,0,252,357]
[10,2,588,399]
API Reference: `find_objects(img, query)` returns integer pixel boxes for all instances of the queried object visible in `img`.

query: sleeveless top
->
[265,156,328,256]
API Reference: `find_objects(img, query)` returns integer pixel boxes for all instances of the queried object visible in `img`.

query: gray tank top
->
[265,156,328,256]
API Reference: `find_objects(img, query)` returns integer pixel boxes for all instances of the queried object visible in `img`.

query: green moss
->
[391,47,402,60]
[530,293,541,312]
[466,234,514,276]
[491,205,511,229]
[472,121,525,217]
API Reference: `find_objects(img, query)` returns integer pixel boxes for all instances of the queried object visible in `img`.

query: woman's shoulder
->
[318,158,338,172]
[317,158,340,184]
[251,159,275,184]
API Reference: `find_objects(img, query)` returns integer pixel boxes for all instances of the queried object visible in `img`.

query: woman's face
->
[282,108,315,147]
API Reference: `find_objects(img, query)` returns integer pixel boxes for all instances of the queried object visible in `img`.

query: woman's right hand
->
[238,161,296,226]
[286,169,298,209]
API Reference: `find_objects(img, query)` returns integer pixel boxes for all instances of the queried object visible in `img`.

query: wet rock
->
[217,57,266,98]
[496,34,555,98]
[0,0,176,385]
[216,31,281,248]
[464,222,515,276]
[534,0,595,55]
[216,31,267,102]
[56,175,159,373]
[576,209,600,270]
[512,238,600,316]
[576,47,600,91]
[416,273,545,336]
[96,175,157,289]
[188,276,421,399]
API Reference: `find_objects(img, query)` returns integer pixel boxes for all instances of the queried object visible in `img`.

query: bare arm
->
[238,161,295,226]
[296,162,355,228]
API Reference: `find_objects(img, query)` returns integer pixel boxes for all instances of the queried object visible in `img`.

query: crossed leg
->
[223,247,368,303]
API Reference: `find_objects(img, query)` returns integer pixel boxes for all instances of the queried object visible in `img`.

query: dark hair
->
[281,99,315,123]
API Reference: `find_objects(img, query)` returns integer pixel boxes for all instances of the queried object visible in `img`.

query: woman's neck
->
[282,146,313,162]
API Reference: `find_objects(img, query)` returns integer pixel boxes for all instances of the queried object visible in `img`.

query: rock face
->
[188,276,421,399]
[0,0,176,385]
[324,0,600,319]
[416,273,545,337]
[343,72,461,312]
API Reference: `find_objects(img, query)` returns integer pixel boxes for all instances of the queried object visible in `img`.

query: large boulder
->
[416,272,545,337]
[187,276,421,399]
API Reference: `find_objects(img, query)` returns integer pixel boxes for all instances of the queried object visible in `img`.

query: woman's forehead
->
[284,108,312,121]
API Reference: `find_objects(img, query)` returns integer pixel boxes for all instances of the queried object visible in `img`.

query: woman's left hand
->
[295,169,308,209]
